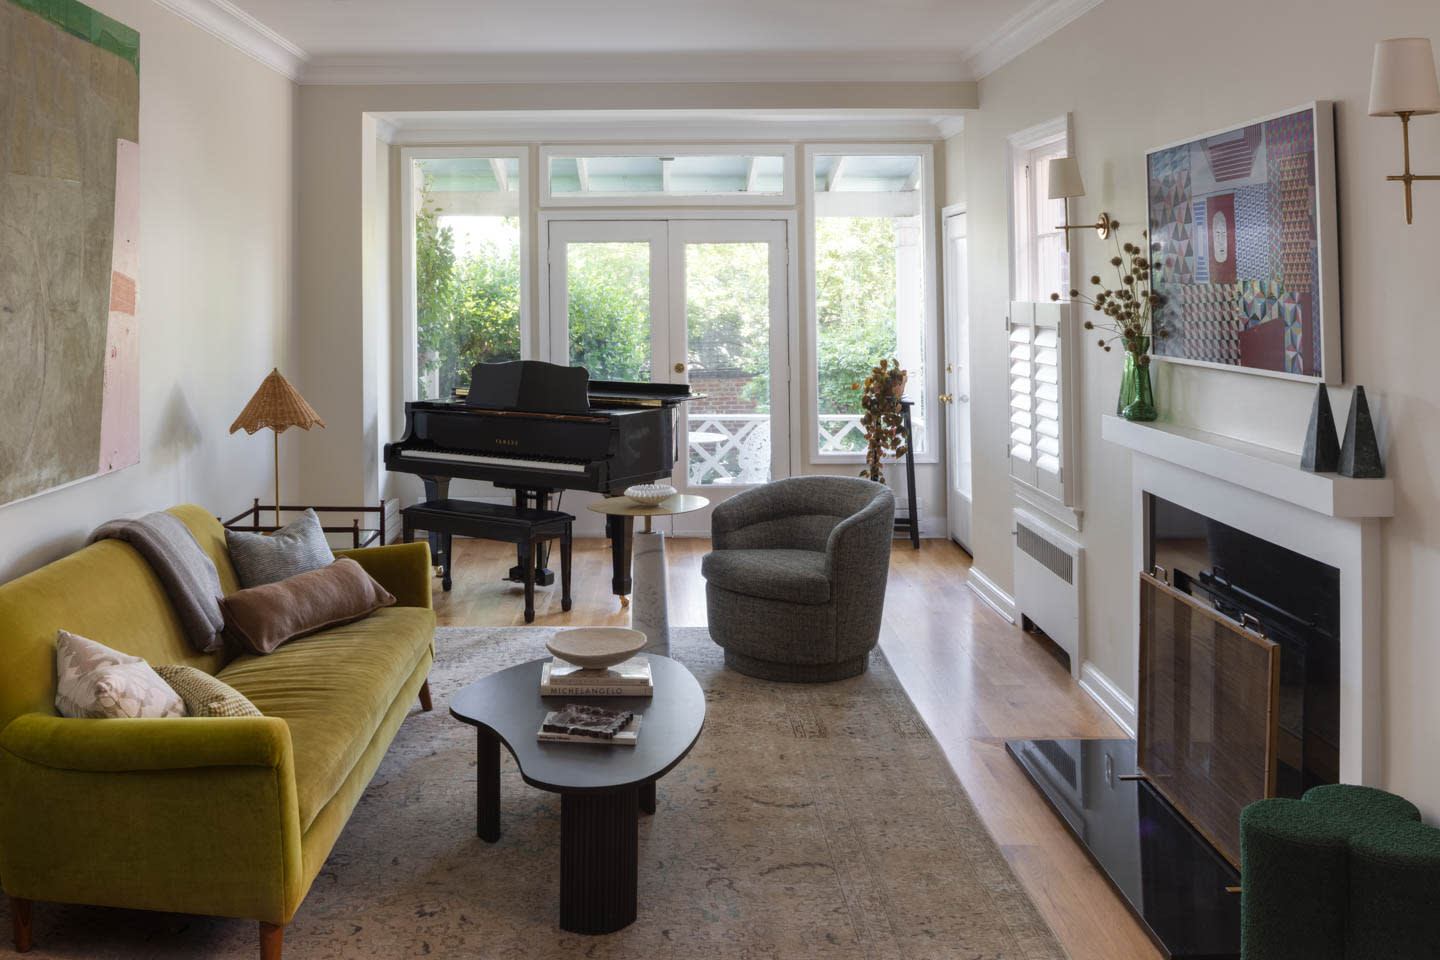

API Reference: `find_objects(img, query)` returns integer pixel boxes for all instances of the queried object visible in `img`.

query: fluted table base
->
[559,787,639,934]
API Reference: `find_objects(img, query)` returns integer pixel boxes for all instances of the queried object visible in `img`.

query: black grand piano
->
[384,360,694,600]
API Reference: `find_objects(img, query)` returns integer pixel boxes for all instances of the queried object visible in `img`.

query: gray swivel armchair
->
[701,476,896,681]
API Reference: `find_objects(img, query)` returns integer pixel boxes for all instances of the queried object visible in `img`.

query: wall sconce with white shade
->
[1369,37,1440,224]
[1047,156,1114,250]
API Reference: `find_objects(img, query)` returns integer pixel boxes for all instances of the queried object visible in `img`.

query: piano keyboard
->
[398,448,589,474]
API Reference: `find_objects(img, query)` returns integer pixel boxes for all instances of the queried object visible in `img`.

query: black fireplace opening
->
[1148,494,1341,795]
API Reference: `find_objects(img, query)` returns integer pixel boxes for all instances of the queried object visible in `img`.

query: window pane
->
[566,242,652,381]
[813,152,927,456]
[413,157,521,400]
[683,242,773,486]
[549,153,785,197]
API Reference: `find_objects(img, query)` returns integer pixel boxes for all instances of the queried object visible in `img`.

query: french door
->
[547,219,790,534]
[942,210,973,553]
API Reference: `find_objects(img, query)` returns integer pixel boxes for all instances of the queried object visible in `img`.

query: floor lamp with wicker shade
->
[229,369,325,526]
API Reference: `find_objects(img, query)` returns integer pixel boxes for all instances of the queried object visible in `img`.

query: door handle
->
[940,393,953,404]
[674,362,686,373]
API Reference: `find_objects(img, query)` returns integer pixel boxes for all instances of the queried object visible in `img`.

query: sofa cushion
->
[155,664,262,718]
[221,558,396,656]
[215,606,435,831]
[54,630,186,719]
[701,549,831,605]
[226,508,335,588]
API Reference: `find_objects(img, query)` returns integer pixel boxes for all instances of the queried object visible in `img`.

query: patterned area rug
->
[6,627,1064,959]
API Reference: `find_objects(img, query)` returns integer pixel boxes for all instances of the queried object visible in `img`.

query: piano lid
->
[456,360,697,410]
[464,360,590,413]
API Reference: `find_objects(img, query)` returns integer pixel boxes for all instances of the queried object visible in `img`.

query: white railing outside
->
[686,411,924,486]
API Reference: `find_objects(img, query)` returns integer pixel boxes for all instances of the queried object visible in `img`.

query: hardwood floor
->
[434,535,1163,960]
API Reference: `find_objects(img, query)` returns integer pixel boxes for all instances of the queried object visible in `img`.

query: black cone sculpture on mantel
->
[1338,386,1385,478]
[1301,384,1341,472]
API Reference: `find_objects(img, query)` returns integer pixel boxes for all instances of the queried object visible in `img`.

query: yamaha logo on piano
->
[496,438,519,447]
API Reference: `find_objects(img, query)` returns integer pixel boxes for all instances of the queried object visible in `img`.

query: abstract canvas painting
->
[0,0,140,507]
[1146,103,1340,382]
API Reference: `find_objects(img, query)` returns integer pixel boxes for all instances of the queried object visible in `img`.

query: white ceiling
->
[229,0,1019,58]
[182,0,1103,83]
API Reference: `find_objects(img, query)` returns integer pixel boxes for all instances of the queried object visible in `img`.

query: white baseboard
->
[966,567,1016,624]
[1079,661,1137,738]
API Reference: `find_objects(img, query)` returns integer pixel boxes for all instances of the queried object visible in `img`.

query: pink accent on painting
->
[98,138,140,475]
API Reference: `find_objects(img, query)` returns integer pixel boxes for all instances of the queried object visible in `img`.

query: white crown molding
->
[371,109,959,145]
[150,0,308,80]
[301,50,971,86]
[960,0,1106,79]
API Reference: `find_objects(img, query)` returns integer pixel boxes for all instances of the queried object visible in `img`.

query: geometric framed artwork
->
[1,0,141,507]
[1146,102,1340,383]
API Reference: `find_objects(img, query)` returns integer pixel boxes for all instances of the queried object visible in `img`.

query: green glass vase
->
[1117,338,1158,422]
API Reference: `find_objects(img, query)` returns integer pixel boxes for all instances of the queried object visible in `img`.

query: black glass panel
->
[1007,738,1240,960]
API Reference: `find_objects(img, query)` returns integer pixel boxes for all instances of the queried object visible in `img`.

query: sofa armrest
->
[0,713,292,772]
[0,713,304,924]
[335,541,433,609]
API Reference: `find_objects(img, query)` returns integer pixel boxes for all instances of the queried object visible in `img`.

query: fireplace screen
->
[1138,572,1280,867]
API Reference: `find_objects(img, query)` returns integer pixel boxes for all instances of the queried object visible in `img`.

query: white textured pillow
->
[225,508,336,588]
[54,630,186,719]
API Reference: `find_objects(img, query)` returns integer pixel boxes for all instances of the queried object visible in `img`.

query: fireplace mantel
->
[1105,414,1384,786]
[1102,415,1394,519]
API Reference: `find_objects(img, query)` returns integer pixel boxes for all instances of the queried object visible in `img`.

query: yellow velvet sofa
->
[0,505,436,960]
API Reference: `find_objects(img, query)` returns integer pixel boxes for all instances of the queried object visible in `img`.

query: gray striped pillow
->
[225,508,335,588]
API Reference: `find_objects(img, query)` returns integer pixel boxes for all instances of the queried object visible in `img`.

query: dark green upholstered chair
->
[1240,784,1440,960]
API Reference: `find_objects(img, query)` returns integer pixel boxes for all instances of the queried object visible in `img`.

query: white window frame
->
[539,144,795,207]
[1006,116,1071,302]
[803,143,939,466]
[1006,118,1082,529]
[399,145,532,404]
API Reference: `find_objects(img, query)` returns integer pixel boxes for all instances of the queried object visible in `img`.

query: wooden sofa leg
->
[259,921,283,960]
[10,897,32,953]
[418,679,433,712]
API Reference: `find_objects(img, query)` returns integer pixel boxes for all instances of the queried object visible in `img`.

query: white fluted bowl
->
[624,483,677,506]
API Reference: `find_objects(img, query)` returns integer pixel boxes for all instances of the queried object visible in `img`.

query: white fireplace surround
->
[1103,416,1393,787]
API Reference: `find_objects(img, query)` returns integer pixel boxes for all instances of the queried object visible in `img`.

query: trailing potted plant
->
[852,359,908,484]
[1052,222,1168,421]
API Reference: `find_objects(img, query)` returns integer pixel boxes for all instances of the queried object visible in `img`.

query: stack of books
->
[536,703,641,746]
[540,655,653,697]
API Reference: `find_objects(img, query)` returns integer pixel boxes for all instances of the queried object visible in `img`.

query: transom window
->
[541,146,791,205]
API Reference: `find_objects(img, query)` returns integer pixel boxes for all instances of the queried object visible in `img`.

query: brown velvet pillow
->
[220,557,396,655]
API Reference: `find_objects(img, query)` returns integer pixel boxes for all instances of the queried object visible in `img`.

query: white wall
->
[963,0,1440,816]
[0,0,295,581]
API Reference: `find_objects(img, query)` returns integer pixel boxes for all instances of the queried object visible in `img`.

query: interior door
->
[943,211,973,552]
[546,219,791,535]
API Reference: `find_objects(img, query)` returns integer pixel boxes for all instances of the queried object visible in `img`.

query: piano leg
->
[606,514,635,603]
[423,476,451,577]
[508,488,556,587]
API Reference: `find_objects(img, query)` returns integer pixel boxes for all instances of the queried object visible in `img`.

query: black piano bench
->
[400,499,573,623]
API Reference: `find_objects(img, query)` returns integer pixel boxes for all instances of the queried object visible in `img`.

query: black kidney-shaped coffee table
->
[449,655,705,934]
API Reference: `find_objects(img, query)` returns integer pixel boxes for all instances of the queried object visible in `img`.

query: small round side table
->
[587,494,708,657]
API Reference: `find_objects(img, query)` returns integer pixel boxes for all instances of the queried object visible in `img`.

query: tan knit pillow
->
[54,630,186,719]
[154,664,262,718]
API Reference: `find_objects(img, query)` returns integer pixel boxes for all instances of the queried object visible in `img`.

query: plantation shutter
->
[1008,300,1072,505]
